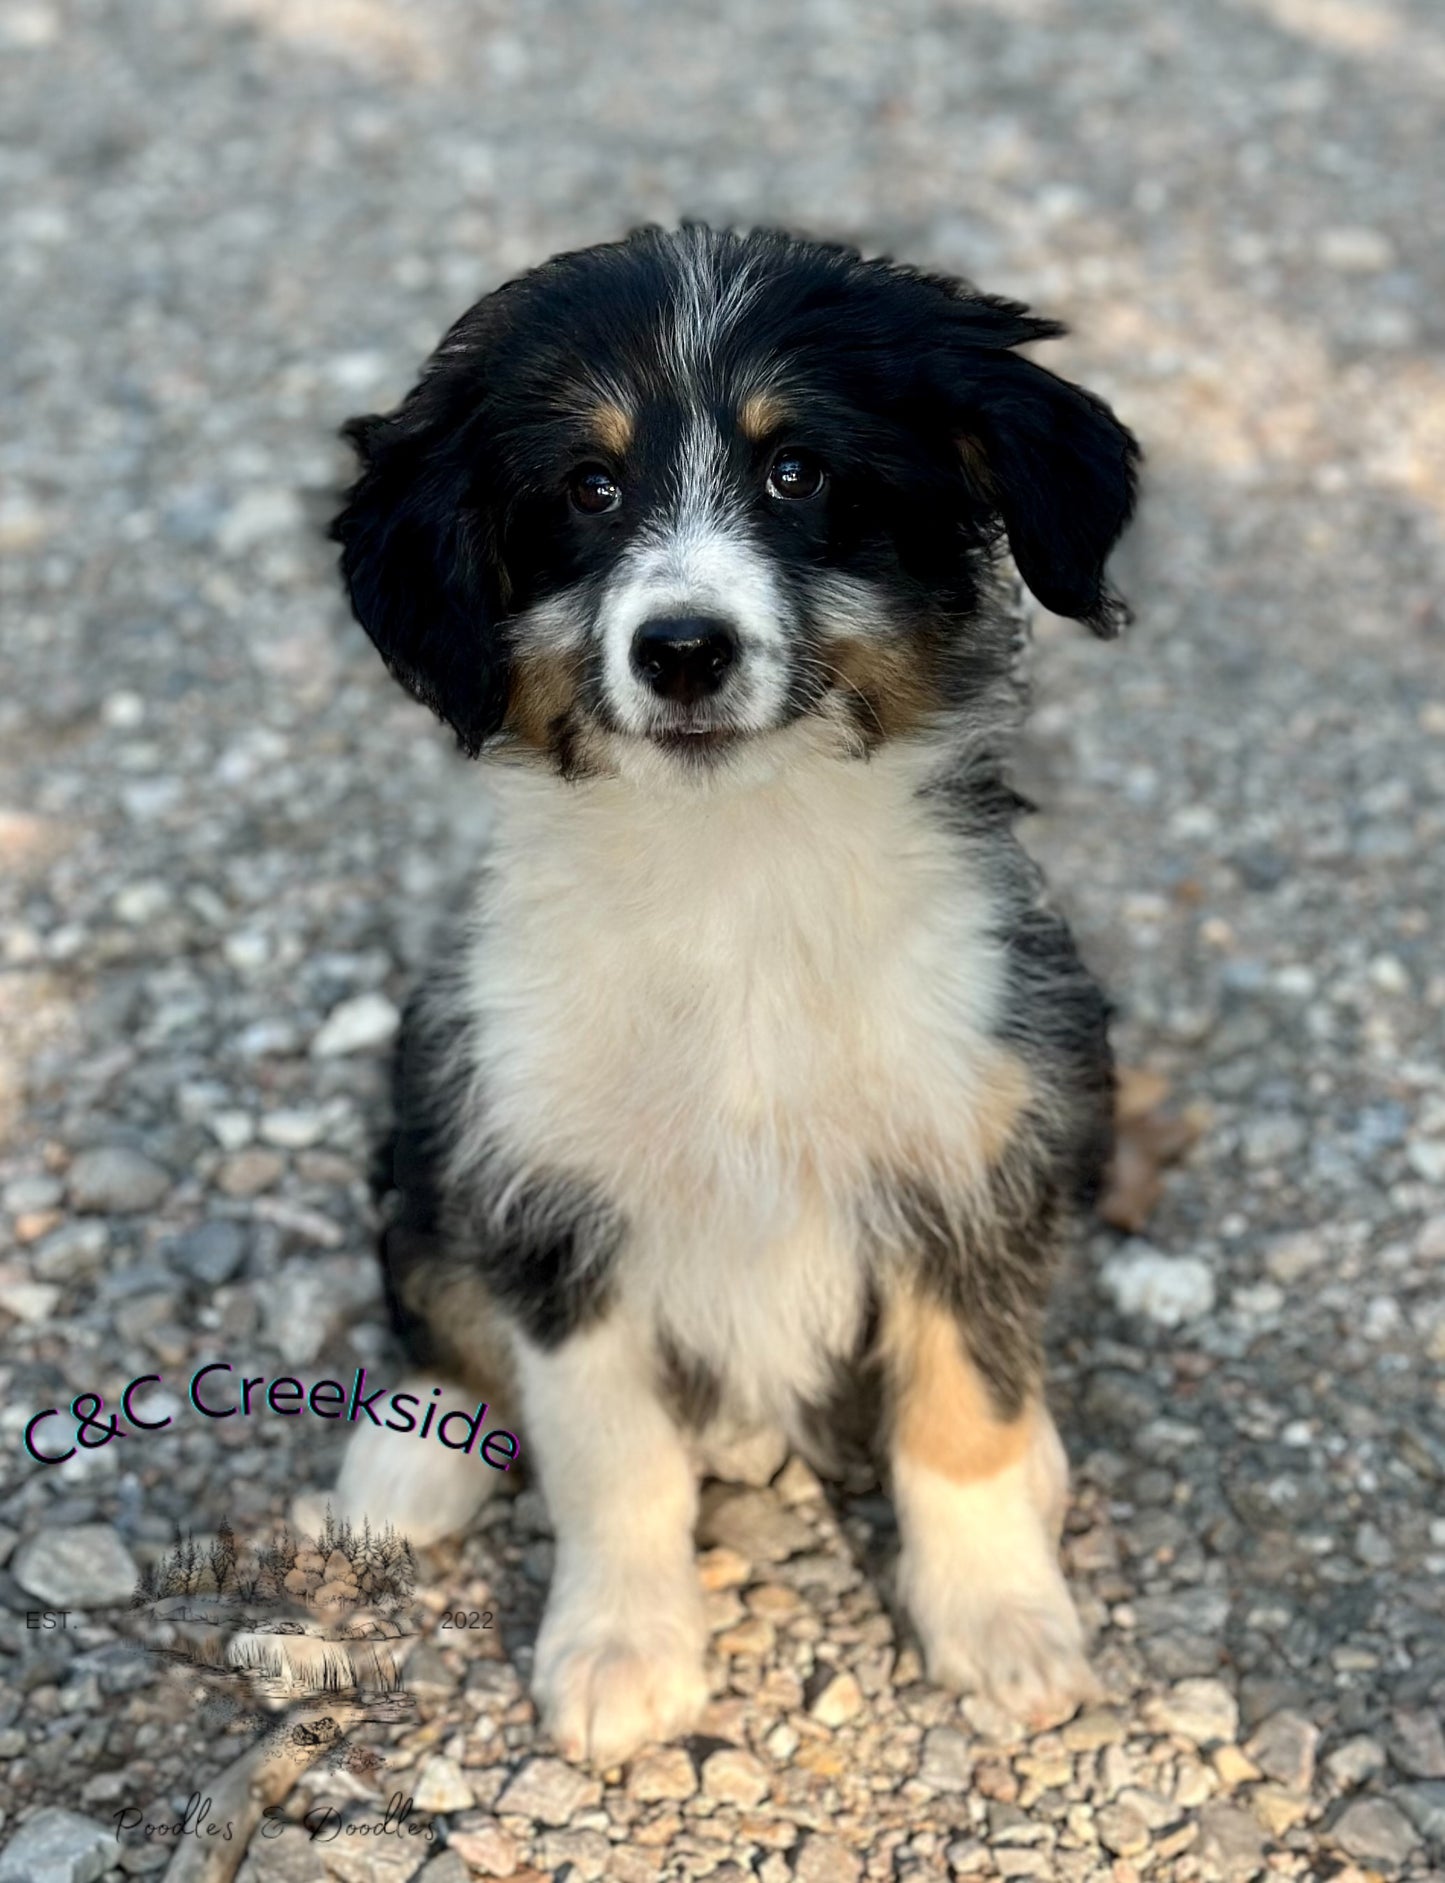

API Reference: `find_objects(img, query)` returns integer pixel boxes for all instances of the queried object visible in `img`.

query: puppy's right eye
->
[569,465,622,515]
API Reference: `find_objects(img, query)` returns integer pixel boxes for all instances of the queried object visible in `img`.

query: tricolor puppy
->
[330,224,1138,1764]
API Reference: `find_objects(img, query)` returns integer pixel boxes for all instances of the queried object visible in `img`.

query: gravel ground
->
[3,1,1444,1879]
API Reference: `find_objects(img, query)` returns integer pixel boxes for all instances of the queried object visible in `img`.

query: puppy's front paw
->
[912,1577,1099,1725]
[534,1579,707,1765]
[893,1413,1095,1727]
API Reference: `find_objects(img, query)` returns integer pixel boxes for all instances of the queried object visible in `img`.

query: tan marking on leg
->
[389,1239,518,1404]
[589,401,633,457]
[886,1290,1091,1718]
[506,650,583,752]
[425,1272,519,1403]
[739,389,788,441]
[884,1288,1033,1483]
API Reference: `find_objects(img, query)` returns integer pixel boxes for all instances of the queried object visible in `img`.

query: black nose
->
[631,616,738,705]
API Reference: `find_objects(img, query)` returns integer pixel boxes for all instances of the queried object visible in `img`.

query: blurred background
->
[2,1,1444,1878]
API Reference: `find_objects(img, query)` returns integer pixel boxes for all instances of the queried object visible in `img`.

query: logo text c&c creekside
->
[22,1363,520,1471]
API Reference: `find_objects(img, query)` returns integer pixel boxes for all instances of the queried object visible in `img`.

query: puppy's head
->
[334,224,1138,779]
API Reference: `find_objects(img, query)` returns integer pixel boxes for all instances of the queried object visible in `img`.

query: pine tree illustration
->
[157,1533,186,1598]
[208,1519,237,1596]
[395,1536,417,1601]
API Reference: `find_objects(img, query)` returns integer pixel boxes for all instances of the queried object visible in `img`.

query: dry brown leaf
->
[1098,1066,1207,1233]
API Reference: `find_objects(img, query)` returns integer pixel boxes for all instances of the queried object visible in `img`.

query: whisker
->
[808,654,888,742]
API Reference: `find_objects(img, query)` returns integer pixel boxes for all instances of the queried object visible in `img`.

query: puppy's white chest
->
[466,745,1011,1408]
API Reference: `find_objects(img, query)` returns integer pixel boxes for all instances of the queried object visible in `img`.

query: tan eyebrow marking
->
[739,389,788,441]
[588,401,634,456]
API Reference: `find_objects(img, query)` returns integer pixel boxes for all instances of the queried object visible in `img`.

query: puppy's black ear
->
[938,334,1140,635]
[332,394,508,756]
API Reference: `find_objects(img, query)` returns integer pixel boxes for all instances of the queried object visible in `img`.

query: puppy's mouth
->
[649,723,738,759]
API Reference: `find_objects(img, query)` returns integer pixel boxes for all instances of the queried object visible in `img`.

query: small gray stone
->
[1396,1782,1445,1842]
[1318,224,1396,271]
[75,1641,157,1695]
[917,1725,973,1791]
[412,1753,475,1813]
[11,1525,140,1609]
[1264,1232,1327,1283]
[698,1487,813,1563]
[0,1278,60,1321]
[1145,1677,1240,1746]
[311,990,400,1057]
[258,1106,327,1149]
[3,1173,64,1213]
[807,1667,864,1727]
[627,1745,697,1802]
[214,485,304,555]
[1096,1803,1151,1857]
[1084,1370,1161,1428]
[944,1841,989,1875]
[445,1823,523,1876]
[1355,1520,1393,1567]
[261,1255,375,1364]
[0,1806,112,1883]
[1331,1796,1420,1865]
[1325,1735,1387,1790]
[494,1756,602,1825]
[235,1826,338,1883]
[207,1110,255,1151]
[791,1833,863,1883]
[537,1829,610,1877]
[1388,1706,1445,1779]
[1241,1113,1306,1167]
[1062,1707,1127,1751]
[1406,1138,1445,1184]
[416,1857,472,1883]
[66,1146,170,1214]
[315,1839,430,1883]
[167,1219,247,1286]
[1100,1243,1216,1325]
[1195,1801,1266,1880]
[113,879,172,924]
[993,1854,1054,1880]
[700,1747,769,1806]
[1134,1586,1232,1638]
[31,1219,109,1281]
[117,1843,169,1874]
[1246,1709,1320,1792]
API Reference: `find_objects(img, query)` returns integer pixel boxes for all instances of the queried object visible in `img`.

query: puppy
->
[329,224,1138,1764]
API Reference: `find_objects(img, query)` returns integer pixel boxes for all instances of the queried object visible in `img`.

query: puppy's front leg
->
[887,1290,1097,1724]
[516,1316,707,1765]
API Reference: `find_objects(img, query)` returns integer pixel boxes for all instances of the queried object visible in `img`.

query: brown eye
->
[569,465,621,514]
[766,448,825,501]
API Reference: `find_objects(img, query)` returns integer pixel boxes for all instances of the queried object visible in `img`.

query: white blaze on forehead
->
[597,405,791,733]
[666,226,763,381]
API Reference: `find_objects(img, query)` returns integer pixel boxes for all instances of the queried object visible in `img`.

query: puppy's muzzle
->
[631,615,738,707]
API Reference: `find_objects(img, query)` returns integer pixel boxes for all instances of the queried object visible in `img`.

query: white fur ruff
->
[458,730,1011,1430]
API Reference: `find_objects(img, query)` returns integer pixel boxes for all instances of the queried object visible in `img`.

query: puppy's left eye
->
[569,465,622,514]
[766,449,826,502]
